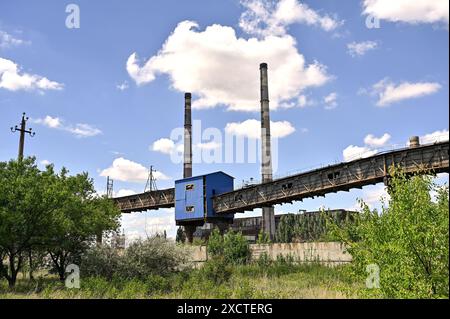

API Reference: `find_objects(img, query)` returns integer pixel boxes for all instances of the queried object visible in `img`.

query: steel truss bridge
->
[114,141,449,214]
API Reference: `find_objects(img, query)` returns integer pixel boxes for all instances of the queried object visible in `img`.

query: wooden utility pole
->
[11,112,35,160]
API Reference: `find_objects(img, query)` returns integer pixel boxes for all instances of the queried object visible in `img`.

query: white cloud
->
[347,41,378,57]
[152,138,176,155]
[0,57,63,92]
[120,209,177,241]
[67,123,102,137]
[126,20,331,112]
[343,132,393,161]
[115,189,137,197]
[0,30,29,49]
[239,0,343,37]
[348,184,389,211]
[116,81,129,91]
[32,115,102,138]
[364,133,391,147]
[323,92,338,110]
[420,129,449,144]
[196,141,221,150]
[225,119,295,139]
[100,157,170,183]
[371,78,441,107]
[362,0,449,26]
[40,159,52,166]
[343,145,378,162]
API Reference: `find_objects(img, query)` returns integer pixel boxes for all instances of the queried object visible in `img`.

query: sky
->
[1,0,449,241]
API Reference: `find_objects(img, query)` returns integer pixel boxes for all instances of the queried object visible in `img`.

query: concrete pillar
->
[184,93,193,179]
[184,224,196,244]
[260,63,276,240]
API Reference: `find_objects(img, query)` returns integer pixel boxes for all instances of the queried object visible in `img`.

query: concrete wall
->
[188,242,351,266]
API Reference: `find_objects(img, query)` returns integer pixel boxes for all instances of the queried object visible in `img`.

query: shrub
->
[330,168,449,298]
[121,237,187,279]
[207,228,251,265]
[222,230,251,265]
[81,245,121,280]
[206,228,223,256]
[81,237,188,281]
[199,256,232,285]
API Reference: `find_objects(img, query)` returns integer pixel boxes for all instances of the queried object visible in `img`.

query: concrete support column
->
[184,224,196,244]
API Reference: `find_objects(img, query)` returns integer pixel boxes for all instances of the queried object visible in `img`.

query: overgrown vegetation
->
[81,237,187,280]
[1,158,448,299]
[207,228,250,265]
[328,168,449,298]
[276,210,355,243]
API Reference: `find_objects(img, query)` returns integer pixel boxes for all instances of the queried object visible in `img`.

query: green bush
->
[199,257,232,285]
[207,228,250,265]
[330,168,449,298]
[81,237,188,281]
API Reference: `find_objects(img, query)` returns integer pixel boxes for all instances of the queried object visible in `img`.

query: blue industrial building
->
[175,172,234,225]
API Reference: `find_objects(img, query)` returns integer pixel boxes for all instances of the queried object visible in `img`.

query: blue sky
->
[1,0,448,240]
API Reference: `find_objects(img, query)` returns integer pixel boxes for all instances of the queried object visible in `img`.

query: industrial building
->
[113,63,450,243]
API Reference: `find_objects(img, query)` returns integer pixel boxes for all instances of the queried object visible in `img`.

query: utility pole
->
[11,112,35,160]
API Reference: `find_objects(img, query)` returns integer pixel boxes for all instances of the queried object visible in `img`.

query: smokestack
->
[184,92,192,178]
[260,63,276,239]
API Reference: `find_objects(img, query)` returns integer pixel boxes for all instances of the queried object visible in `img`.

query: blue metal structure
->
[175,171,234,225]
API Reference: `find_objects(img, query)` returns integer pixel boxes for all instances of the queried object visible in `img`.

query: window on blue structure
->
[186,184,194,191]
[186,206,195,213]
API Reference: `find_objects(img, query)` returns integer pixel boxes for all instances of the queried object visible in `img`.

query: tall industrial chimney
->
[184,92,193,178]
[260,63,276,239]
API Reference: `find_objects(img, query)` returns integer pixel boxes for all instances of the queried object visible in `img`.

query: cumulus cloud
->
[419,129,449,144]
[152,138,176,155]
[0,57,63,92]
[0,30,29,49]
[343,145,378,162]
[126,20,331,111]
[120,209,177,242]
[370,78,441,106]
[364,133,391,147]
[100,157,170,183]
[225,119,295,139]
[347,41,378,57]
[239,0,343,36]
[362,0,449,26]
[32,115,102,138]
[323,92,338,110]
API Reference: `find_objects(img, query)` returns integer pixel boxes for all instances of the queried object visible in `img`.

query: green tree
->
[330,168,449,298]
[0,158,54,287]
[45,170,121,281]
[0,157,121,285]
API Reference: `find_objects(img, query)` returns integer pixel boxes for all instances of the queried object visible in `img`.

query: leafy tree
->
[0,158,54,287]
[0,157,121,285]
[45,170,121,280]
[330,168,449,298]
